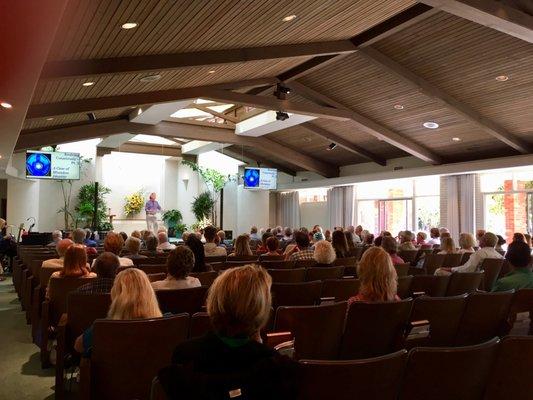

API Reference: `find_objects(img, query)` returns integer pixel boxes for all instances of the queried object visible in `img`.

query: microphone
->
[26,217,36,233]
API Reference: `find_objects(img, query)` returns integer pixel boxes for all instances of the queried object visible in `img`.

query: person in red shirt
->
[381,236,405,266]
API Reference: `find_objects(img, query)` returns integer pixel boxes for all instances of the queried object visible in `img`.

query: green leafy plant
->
[192,191,215,221]
[175,223,187,234]
[162,209,183,227]
[75,182,112,230]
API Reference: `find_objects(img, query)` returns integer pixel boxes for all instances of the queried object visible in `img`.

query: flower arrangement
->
[124,190,145,217]
[190,217,212,231]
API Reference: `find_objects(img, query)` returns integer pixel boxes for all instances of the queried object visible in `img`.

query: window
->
[298,188,328,203]
[480,170,533,240]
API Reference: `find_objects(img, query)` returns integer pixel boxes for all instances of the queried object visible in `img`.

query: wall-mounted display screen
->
[26,150,80,180]
[243,167,277,190]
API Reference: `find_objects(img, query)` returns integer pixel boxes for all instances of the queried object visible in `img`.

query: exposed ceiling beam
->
[202,89,351,121]
[359,46,531,154]
[0,0,69,170]
[420,0,533,43]
[288,81,443,164]
[193,104,238,123]
[220,146,297,176]
[301,122,387,166]
[16,120,338,177]
[40,40,358,80]
[26,77,279,119]
[97,143,181,157]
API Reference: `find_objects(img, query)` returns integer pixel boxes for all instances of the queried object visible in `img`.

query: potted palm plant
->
[162,209,184,238]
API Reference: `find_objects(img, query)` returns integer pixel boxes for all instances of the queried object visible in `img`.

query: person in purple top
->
[145,192,162,233]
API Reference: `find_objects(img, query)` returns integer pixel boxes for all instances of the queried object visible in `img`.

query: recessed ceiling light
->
[139,74,161,83]
[121,22,138,29]
[207,70,216,74]
[393,104,404,110]
[0,102,12,109]
[495,75,509,82]
[423,121,439,129]
[452,137,461,142]
[82,82,94,87]
[282,14,297,22]
[46,117,54,121]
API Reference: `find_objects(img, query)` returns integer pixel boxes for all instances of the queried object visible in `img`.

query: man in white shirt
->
[157,231,176,251]
[204,226,227,257]
[249,226,261,241]
[426,228,441,246]
[346,226,362,244]
[436,232,503,275]
[42,239,73,269]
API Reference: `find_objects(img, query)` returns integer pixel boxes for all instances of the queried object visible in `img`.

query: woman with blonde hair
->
[159,265,297,398]
[229,234,253,257]
[75,268,162,354]
[349,247,399,303]
[438,237,457,255]
[458,233,476,253]
[313,240,336,266]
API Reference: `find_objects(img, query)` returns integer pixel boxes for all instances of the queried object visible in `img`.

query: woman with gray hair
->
[399,230,416,251]
[314,240,336,267]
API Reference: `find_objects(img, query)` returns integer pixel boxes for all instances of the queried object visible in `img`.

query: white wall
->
[236,185,270,235]
[300,201,329,230]
[177,160,203,227]
[7,176,40,233]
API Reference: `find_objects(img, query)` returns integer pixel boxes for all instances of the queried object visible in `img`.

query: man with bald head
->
[41,239,73,269]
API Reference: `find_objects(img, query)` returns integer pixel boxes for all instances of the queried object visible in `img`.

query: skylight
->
[129,134,177,146]
[171,108,213,119]
[208,104,234,113]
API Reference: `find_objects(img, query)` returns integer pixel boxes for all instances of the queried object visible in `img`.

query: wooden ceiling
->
[14,0,533,177]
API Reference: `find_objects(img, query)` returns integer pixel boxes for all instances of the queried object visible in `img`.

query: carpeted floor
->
[0,277,55,400]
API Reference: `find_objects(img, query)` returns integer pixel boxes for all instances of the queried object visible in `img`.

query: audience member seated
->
[72,228,97,256]
[324,229,332,242]
[143,234,159,256]
[313,240,336,267]
[495,235,506,252]
[204,226,226,257]
[438,237,457,254]
[101,232,134,267]
[229,235,253,257]
[364,233,375,245]
[355,225,364,242]
[476,229,486,246]
[399,230,416,251]
[124,237,148,260]
[286,231,315,261]
[344,231,357,253]
[312,231,325,243]
[74,268,163,356]
[77,252,119,294]
[119,231,128,243]
[217,230,227,248]
[158,265,297,399]
[262,236,281,257]
[256,232,274,255]
[152,246,201,290]
[84,229,97,247]
[525,234,532,248]
[416,231,427,246]
[381,236,405,266]
[46,230,62,248]
[458,233,476,253]
[492,241,533,292]
[512,233,525,244]
[349,247,399,304]
[131,230,142,240]
[157,231,176,252]
[332,230,350,258]
[346,226,362,244]
[186,234,212,272]
[436,232,503,275]
[41,239,73,269]
[281,227,293,244]
[426,228,441,246]
[249,225,261,241]
[47,244,96,297]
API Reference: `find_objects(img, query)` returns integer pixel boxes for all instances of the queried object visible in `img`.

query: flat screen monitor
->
[26,150,80,180]
[243,167,277,190]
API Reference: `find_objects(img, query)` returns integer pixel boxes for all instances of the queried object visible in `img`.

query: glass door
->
[378,199,412,235]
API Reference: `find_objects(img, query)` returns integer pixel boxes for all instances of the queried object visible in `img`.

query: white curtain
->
[445,176,460,240]
[279,191,300,228]
[459,174,476,235]
[327,186,354,229]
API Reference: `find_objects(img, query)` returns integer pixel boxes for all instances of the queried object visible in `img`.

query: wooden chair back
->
[138,264,167,275]
[90,315,190,400]
[446,271,483,296]
[460,251,473,265]
[485,336,533,400]
[397,276,413,299]
[443,253,462,268]
[218,261,257,271]
[305,266,345,281]
[398,250,418,263]
[410,275,450,297]
[340,299,412,359]
[259,254,285,261]
[267,268,306,283]
[294,259,318,268]
[189,312,211,339]
[507,288,533,335]
[349,247,364,261]
[66,292,111,341]
[204,255,227,263]
[147,273,167,283]
[394,263,410,277]
[47,276,97,326]
[408,295,467,347]
[260,260,295,269]
[228,255,259,262]
[274,302,347,360]
[298,350,408,400]
[334,257,357,267]
[454,291,514,346]
[321,279,359,302]
[189,271,218,287]
[155,286,208,314]
[399,337,499,400]
[480,258,504,291]
[133,257,166,265]
[422,254,446,275]
[271,281,323,308]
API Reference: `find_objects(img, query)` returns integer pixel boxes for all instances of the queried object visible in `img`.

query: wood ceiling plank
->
[420,0,533,43]
[359,46,531,154]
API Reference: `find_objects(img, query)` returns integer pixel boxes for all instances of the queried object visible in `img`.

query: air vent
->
[393,166,404,171]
